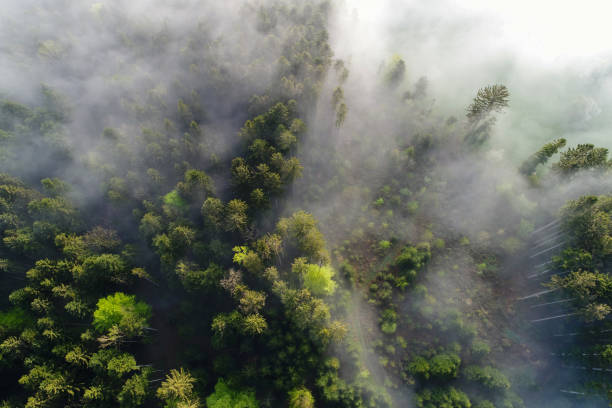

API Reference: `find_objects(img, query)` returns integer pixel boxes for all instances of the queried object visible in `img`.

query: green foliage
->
[76,253,126,286]
[178,169,214,199]
[118,369,152,407]
[553,248,593,272]
[139,212,163,239]
[378,240,392,251]
[242,313,268,335]
[202,197,224,229]
[429,352,461,379]
[93,292,152,336]
[107,353,138,377]
[416,386,471,408]
[225,199,249,233]
[272,281,338,343]
[0,4,566,406]
[473,401,495,408]
[464,365,510,390]
[384,55,406,86]
[519,138,566,176]
[233,246,264,275]
[176,261,223,292]
[157,367,200,408]
[41,178,70,197]
[163,190,187,208]
[0,307,33,335]
[438,309,477,339]
[394,243,430,283]
[561,195,612,257]
[277,211,328,263]
[409,352,461,380]
[380,308,397,335]
[288,387,315,408]
[206,378,258,408]
[302,264,337,296]
[466,84,509,123]
[554,143,610,175]
[408,356,431,380]
[471,339,491,358]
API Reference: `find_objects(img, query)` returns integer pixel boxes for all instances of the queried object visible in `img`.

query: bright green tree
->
[303,264,337,296]
[206,379,258,408]
[93,292,152,337]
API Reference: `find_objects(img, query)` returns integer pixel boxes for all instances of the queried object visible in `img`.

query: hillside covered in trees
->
[1,1,612,407]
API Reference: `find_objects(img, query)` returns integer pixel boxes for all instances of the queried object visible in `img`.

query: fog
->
[332,0,612,159]
[296,1,612,406]
[1,0,612,406]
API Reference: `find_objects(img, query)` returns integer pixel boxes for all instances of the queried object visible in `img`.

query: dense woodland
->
[1,1,612,407]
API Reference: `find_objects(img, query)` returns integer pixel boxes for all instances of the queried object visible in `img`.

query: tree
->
[272,281,332,342]
[288,387,315,408]
[277,211,328,263]
[554,144,610,175]
[239,290,266,315]
[76,254,127,286]
[163,190,188,215]
[239,102,291,143]
[202,198,224,230]
[408,353,432,380]
[231,158,252,188]
[394,243,430,283]
[302,264,337,296]
[550,270,612,303]
[27,197,76,228]
[248,139,272,163]
[466,84,509,123]
[177,169,214,200]
[464,365,510,390]
[157,368,200,407]
[249,188,267,208]
[40,178,69,197]
[242,313,268,335]
[139,213,163,239]
[64,346,89,367]
[379,308,397,334]
[279,157,303,183]
[416,387,471,408]
[254,233,283,262]
[553,248,593,273]
[168,226,196,254]
[93,292,152,337]
[519,138,567,176]
[118,368,152,407]
[211,311,243,339]
[220,269,245,297]
[582,303,612,322]
[561,195,612,256]
[225,199,248,233]
[335,103,347,128]
[384,55,406,86]
[232,246,264,275]
[429,353,461,379]
[54,233,86,260]
[175,261,223,292]
[206,379,258,408]
[277,129,297,151]
[254,163,282,193]
[83,227,121,252]
[107,353,138,378]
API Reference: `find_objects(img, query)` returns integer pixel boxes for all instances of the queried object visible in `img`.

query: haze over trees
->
[0,1,611,407]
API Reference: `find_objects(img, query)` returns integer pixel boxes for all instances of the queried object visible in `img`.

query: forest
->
[1,0,612,407]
